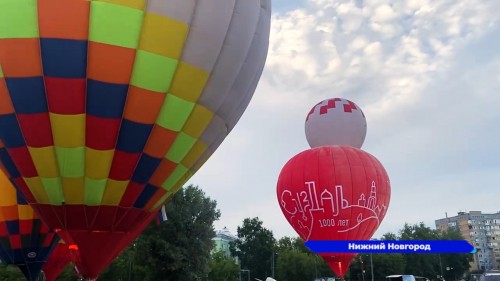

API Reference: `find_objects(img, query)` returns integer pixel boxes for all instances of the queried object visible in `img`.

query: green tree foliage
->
[397,222,472,280]
[204,250,239,281]
[0,264,25,281]
[276,236,294,253]
[381,232,398,240]
[276,236,311,254]
[132,185,220,281]
[372,254,406,279]
[276,249,316,281]
[55,264,80,281]
[98,242,137,280]
[438,228,472,281]
[230,217,276,280]
[350,253,406,281]
[275,236,332,280]
[398,222,442,278]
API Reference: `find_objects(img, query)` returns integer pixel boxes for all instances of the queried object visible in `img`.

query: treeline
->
[0,185,472,281]
[227,219,473,281]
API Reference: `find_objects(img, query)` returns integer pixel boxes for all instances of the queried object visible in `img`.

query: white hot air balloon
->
[305,98,367,148]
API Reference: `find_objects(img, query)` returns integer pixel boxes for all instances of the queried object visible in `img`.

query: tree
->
[230,217,276,280]
[275,249,316,281]
[365,233,407,279]
[399,222,441,278]
[276,236,312,254]
[55,264,80,281]
[381,232,398,241]
[275,236,332,280]
[372,254,406,279]
[204,250,239,281]
[276,236,294,253]
[0,264,25,281]
[438,228,472,281]
[131,185,220,281]
[98,242,136,280]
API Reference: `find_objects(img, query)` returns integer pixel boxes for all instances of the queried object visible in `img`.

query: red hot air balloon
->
[276,146,390,277]
[305,98,367,149]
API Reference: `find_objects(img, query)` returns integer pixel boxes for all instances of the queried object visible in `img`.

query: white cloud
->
[372,4,398,22]
[188,0,500,239]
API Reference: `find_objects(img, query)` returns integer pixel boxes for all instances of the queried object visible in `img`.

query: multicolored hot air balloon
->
[0,0,271,279]
[305,98,367,149]
[0,158,59,281]
[277,146,390,277]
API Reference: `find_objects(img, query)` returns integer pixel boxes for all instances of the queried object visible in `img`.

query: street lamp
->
[446,267,456,281]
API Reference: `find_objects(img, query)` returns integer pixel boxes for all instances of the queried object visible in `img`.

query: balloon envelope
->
[276,146,390,277]
[0,162,59,281]
[0,0,271,279]
[42,240,72,281]
[305,98,367,148]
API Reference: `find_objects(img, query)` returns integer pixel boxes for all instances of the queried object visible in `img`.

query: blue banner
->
[305,240,476,254]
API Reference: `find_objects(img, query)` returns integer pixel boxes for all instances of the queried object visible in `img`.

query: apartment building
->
[435,211,500,271]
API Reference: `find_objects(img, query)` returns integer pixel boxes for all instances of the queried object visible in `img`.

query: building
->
[435,211,500,271]
[212,227,238,259]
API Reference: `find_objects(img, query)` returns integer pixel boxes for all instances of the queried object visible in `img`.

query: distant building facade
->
[435,211,500,271]
[212,227,238,260]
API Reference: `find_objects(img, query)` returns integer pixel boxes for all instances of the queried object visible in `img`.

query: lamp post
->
[128,242,136,281]
[439,254,444,279]
[370,253,374,281]
[369,238,376,281]
[359,255,365,281]
[446,267,455,281]
[271,251,277,278]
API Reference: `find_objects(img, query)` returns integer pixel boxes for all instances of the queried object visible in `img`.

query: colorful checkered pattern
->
[0,167,59,280]
[0,0,271,232]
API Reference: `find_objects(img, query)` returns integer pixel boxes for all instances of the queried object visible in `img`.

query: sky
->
[186,0,500,240]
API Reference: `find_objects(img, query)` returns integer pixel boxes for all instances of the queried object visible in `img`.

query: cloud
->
[188,0,500,239]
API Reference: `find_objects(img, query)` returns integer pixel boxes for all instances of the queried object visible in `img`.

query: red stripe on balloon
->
[108,150,141,181]
[7,147,38,178]
[85,115,121,150]
[16,113,54,147]
[45,77,86,114]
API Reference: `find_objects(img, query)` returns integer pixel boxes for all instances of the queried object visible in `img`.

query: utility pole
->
[271,252,275,278]
[360,255,365,281]
[370,253,374,281]
[439,254,444,279]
